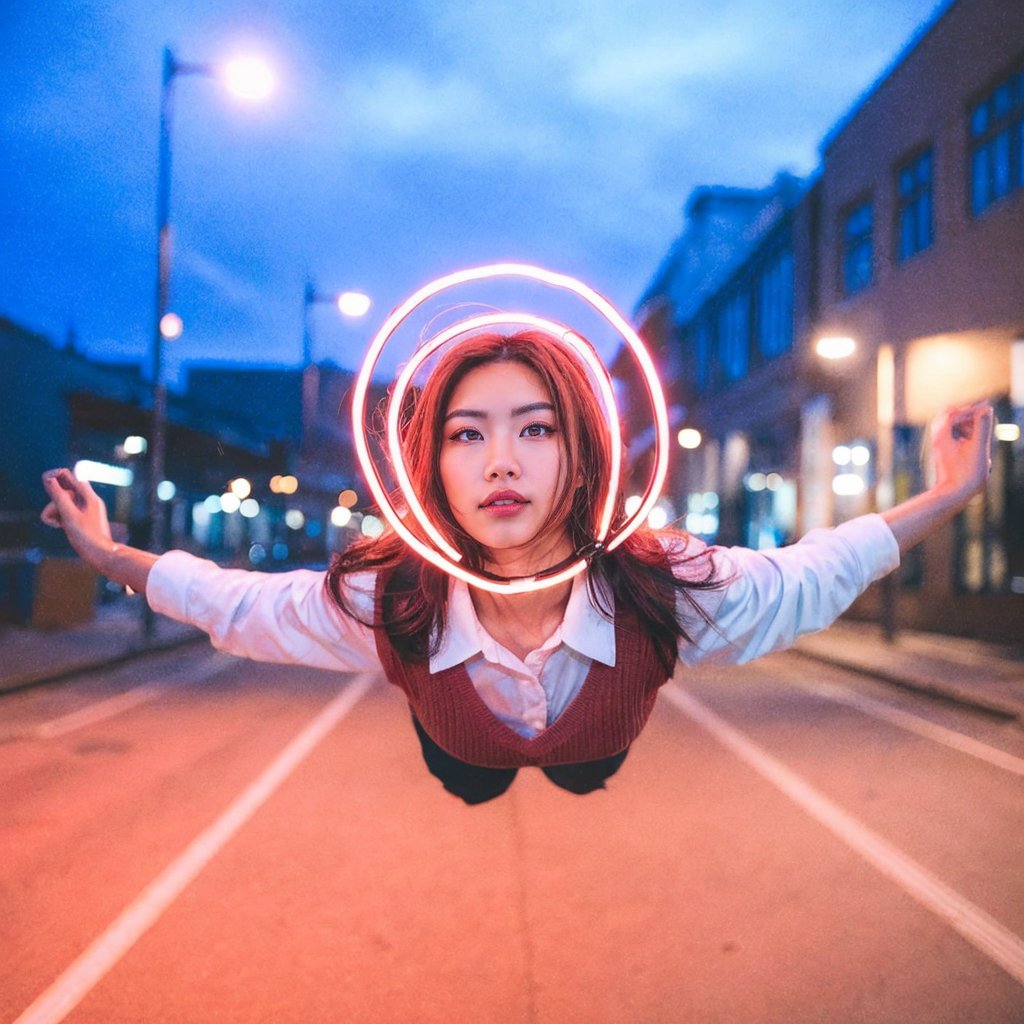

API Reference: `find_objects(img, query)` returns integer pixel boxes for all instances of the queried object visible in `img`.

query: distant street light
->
[148,45,274,568]
[159,312,183,340]
[815,335,857,360]
[301,279,371,441]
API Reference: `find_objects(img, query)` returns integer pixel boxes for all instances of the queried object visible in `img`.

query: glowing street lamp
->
[148,45,275,571]
[301,280,372,442]
[159,312,183,340]
[815,335,857,360]
[222,56,275,100]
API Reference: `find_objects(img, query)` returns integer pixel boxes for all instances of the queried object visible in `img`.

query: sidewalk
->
[2,598,1022,721]
[0,597,205,694]
[793,618,1024,722]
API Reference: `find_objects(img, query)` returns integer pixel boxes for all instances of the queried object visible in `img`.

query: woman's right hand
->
[41,468,116,571]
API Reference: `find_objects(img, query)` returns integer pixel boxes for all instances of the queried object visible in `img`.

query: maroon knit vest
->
[374,573,676,768]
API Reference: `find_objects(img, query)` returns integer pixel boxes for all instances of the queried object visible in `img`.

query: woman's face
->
[438,360,570,572]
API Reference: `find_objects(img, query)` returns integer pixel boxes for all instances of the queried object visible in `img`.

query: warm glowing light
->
[229,477,252,499]
[337,292,372,318]
[285,509,305,530]
[647,507,668,529]
[816,336,856,360]
[746,473,767,492]
[351,263,670,594]
[160,312,184,340]
[123,435,148,455]
[331,506,353,527]
[832,445,852,466]
[361,514,384,538]
[220,492,241,513]
[157,480,177,502]
[850,445,871,466]
[832,473,866,496]
[625,495,643,516]
[766,473,783,491]
[338,489,358,508]
[677,428,702,449]
[995,423,1021,442]
[275,475,298,495]
[222,56,275,101]
[73,460,133,488]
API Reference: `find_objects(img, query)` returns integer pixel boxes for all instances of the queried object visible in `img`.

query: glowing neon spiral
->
[351,263,669,594]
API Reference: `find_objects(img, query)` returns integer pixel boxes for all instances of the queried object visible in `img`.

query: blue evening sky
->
[1,0,944,386]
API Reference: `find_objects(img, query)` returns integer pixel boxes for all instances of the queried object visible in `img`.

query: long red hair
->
[327,330,724,669]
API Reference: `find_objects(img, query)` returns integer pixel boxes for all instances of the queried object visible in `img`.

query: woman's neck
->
[468,531,577,659]
[470,581,574,661]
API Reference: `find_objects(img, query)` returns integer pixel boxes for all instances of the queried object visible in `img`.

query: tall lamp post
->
[148,46,274,558]
[300,280,371,444]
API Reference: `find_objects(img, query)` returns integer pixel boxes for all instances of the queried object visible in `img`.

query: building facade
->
[634,0,1023,641]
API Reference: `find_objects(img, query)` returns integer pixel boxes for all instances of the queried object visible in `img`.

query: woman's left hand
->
[929,402,994,502]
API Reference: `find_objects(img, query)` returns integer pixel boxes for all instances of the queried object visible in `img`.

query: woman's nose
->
[485,440,520,480]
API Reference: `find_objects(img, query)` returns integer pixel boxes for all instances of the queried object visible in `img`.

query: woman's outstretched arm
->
[41,466,380,672]
[881,402,993,553]
[41,468,157,592]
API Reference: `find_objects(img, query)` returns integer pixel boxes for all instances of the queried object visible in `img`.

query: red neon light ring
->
[351,263,669,593]
[386,312,622,563]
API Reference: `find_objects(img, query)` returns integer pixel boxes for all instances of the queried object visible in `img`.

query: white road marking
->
[12,672,376,1024]
[31,654,236,740]
[795,678,1024,777]
[663,684,1024,987]
[33,686,163,739]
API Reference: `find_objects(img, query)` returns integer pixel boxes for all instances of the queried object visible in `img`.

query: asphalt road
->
[2,643,1023,1023]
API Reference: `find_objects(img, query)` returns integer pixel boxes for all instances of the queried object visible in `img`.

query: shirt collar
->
[430,571,616,672]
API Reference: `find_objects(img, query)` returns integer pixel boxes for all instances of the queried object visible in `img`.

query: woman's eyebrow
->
[444,401,555,423]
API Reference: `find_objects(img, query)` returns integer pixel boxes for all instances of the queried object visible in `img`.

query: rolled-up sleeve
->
[676,514,900,666]
[146,551,379,673]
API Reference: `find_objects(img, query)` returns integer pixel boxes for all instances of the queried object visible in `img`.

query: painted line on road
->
[795,679,1024,777]
[33,686,163,739]
[11,672,376,1024]
[31,654,236,740]
[663,684,1024,988]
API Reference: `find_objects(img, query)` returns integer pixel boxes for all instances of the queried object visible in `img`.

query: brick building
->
[633,0,1023,641]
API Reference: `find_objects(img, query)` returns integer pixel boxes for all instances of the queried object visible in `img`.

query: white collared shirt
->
[430,572,617,736]
[148,515,900,738]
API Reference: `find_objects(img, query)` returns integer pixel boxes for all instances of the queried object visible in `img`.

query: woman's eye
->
[448,427,482,442]
[521,422,556,437]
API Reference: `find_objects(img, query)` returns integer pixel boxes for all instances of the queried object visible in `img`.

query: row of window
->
[691,247,794,393]
[842,63,1024,297]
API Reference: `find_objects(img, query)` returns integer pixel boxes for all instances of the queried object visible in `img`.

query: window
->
[896,149,933,261]
[717,292,749,382]
[842,200,873,295]
[756,249,794,358]
[969,67,1023,216]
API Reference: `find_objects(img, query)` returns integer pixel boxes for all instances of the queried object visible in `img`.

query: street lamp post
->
[148,46,274,553]
[300,280,371,444]
[145,45,273,632]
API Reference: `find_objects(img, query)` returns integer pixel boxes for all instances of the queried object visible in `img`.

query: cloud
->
[176,247,266,309]
[331,61,564,166]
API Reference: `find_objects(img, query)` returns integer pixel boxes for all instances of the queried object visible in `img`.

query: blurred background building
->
[0,317,378,623]
[628,0,1023,642]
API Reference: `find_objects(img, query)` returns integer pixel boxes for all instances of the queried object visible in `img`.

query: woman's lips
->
[480,490,528,516]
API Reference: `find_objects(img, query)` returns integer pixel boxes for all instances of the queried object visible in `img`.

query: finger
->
[40,502,63,528]
[950,410,974,441]
[43,472,83,513]
[54,468,90,509]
